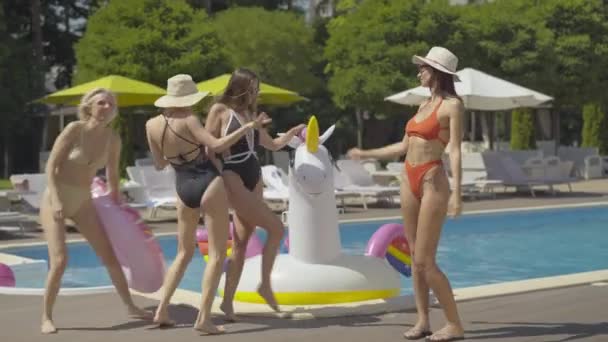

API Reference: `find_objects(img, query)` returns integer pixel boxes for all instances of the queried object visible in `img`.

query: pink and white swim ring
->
[91,178,166,293]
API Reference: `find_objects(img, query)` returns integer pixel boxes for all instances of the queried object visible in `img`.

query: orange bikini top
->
[405,99,449,145]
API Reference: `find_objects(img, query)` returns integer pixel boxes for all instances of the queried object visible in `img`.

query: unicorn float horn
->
[305,116,319,153]
[287,115,342,263]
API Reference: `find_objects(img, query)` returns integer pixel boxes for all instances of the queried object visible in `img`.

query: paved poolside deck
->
[1,179,607,341]
[1,283,607,341]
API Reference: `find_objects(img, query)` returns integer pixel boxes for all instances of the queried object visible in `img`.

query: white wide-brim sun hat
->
[412,46,461,82]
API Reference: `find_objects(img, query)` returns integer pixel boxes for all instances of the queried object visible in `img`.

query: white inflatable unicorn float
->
[219,116,407,305]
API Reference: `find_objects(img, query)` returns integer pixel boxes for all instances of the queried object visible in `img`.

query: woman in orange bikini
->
[348,46,465,342]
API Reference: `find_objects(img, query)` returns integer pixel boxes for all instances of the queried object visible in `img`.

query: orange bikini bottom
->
[404,160,443,200]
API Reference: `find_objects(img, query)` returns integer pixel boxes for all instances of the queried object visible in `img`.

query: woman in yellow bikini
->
[348,47,465,342]
[40,88,150,334]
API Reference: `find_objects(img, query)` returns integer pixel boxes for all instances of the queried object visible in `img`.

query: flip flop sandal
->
[403,329,433,340]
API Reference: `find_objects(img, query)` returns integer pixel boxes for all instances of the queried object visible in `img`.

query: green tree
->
[0,9,31,118]
[325,0,465,147]
[43,0,103,89]
[3,0,102,90]
[510,108,536,150]
[326,0,419,111]
[0,2,43,176]
[463,0,608,146]
[542,0,608,106]
[74,0,226,86]
[211,7,321,95]
[458,0,554,90]
[210,7,326,160]
[581,103,608,154]
[75,0,227,172]
[541,0,608,145]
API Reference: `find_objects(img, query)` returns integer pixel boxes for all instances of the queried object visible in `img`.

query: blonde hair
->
[77,88,118,121]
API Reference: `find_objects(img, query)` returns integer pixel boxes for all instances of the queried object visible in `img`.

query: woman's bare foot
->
[403,321,431,340]
[257,283,279,312]
[193,320,225,335]
[426,323,465,341]
[41,319,57,334]
[219,301,238,322]
[153,308,176,327]
[128,305,153,320]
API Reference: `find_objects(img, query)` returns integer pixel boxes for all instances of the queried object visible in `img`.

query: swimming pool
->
[3,204,608,294]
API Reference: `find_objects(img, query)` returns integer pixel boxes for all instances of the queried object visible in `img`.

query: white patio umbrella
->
[385,67,553,110]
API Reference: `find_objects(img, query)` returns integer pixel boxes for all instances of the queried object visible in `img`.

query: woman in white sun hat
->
[348,46,465,341]
[145,74,269,334]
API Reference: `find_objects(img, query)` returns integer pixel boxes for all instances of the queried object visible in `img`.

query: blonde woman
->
[40,88,150,334]
[145,74,269,334]
[348,47,465,341]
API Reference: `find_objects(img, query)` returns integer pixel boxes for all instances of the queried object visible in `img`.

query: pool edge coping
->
[128,269,608,319]
[2,268,607,318]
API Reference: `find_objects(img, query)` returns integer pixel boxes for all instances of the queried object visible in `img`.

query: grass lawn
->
[0,179,12,190]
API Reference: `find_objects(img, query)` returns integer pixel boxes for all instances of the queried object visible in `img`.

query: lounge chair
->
[335,160,400,206]
[557,146,599,178]
[583,155,603,180]
[136,166,178,218]
[0,212,29,236]
[261,164,358,211]
[9,173,47,212]
[482,152,572,196]
[261,165,289,210]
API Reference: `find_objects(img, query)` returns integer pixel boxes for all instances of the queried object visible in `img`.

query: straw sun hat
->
[154,74,210,108]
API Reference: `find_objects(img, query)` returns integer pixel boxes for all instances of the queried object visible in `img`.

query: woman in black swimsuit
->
[146,74,269,334]
[205,68,305,320]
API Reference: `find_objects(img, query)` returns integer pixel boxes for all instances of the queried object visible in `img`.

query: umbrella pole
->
[59,106,65,131]
[471,111,476,143]
[495,112,501,151]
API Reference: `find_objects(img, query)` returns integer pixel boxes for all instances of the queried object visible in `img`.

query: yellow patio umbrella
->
[196,74,307,105]
[37,74,166,107]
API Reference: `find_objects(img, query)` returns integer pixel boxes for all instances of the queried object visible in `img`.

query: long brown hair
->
[433,68,459,99]
[217,68,259,114]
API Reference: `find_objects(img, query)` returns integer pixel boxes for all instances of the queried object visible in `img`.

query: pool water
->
[3,205,608,294]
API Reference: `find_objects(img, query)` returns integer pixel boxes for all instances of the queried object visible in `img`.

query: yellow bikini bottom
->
[44,182,91,218]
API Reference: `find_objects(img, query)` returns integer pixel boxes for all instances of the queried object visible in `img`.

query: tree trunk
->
[31,0,44,95]
[32,0,47,168]
[355,108,363,148]
[2,131,10,178]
